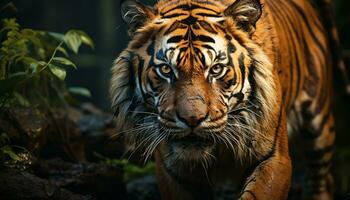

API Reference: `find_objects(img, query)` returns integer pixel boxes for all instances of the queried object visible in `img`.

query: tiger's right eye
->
[159,65,172,76]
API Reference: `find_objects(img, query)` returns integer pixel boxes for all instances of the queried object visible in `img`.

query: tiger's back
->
[263,0,335,198]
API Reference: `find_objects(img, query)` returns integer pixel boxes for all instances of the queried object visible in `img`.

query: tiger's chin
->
[164,134,216,167]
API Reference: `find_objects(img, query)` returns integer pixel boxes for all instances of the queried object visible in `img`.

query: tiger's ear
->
[121,0,155,35]
[224,0,262,34]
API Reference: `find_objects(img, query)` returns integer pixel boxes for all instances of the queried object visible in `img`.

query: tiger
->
[110,0,339,199]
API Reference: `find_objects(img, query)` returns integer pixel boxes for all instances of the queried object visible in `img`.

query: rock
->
[126,175,161,200]
[33,159,126,200]
[0,107,48,154]
[40,108,85,162]
[73,103,125,162]
[0,167,92,200]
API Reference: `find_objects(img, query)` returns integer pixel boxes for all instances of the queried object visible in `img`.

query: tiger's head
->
[111,0,278,166]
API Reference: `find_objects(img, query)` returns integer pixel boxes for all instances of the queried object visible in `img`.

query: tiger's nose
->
[176,109,208,128]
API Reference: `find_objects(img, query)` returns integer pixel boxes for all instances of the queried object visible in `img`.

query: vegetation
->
[0,15,154,185]
[0,16,94,165]
[95,152,156,182]
[0,18,93,109]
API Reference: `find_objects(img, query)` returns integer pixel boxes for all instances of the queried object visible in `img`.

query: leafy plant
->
[0,17,94,166]
[0,131,21,164]
[0,131,33,169]
[94,152,156,182]
[0,18,93,109]
[0,132,18,161]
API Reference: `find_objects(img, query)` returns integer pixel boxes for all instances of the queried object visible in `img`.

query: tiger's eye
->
[210,64,224,75]
[160,65,172,75]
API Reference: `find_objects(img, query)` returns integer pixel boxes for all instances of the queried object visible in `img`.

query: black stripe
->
[161,4,220,16]
[156,50,167,62]
[196,13,221,18]
[227,42,237,54]
[290,1,327,56]
[202,44,215,52]
[167,35,183,43]
[164,21,183,34]
[162,13,187,19]
[304,144,334,160]
[181,15,197,25]
[196,35,215,43]
[135,56,149,106]
[222,76,236,89]
[198,21,218,34]
[238,53,246,94]
[233,92,244,103]
[147,39,155,56]
[301,111,331,137]
[306,160,331,169]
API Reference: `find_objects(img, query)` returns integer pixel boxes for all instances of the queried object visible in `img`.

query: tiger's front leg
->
[240,111,292,200]
[239,153,292,200]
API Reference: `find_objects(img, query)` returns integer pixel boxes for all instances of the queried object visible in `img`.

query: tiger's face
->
[138,16,254,159]
[112,0,276,165]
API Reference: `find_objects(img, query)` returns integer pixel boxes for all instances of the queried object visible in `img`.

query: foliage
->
[94,152,156,182]
[0,132,18,161]
[0,131,34,170]
[0,18,93,109]
[0,17,94,167]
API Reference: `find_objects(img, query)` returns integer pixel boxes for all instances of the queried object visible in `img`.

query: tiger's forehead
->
[149,2,234,71]
[155,0,226,10]
[153,28,229,73]
[155,1,225,24]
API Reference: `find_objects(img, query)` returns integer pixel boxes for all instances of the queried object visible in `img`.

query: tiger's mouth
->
[166,133,216,160]
[169,134,214,147]
[164,133,216,163]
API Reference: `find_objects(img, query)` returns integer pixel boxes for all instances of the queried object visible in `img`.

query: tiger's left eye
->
[210,64,225,76]
[160,65,172,76]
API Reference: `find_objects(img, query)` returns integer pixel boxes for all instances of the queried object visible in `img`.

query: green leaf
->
[76,30,94,49]
[38,61,47,66]
[1,18,19,33]
[64,31,82,54]
[18,56,36,63]
[46,31,65,41]
[2,146,20,161]
[49,64,66,80]
[69,87,91,97]
[30,62,39,74]
[52,57,77,69]
[57,46,68,56]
